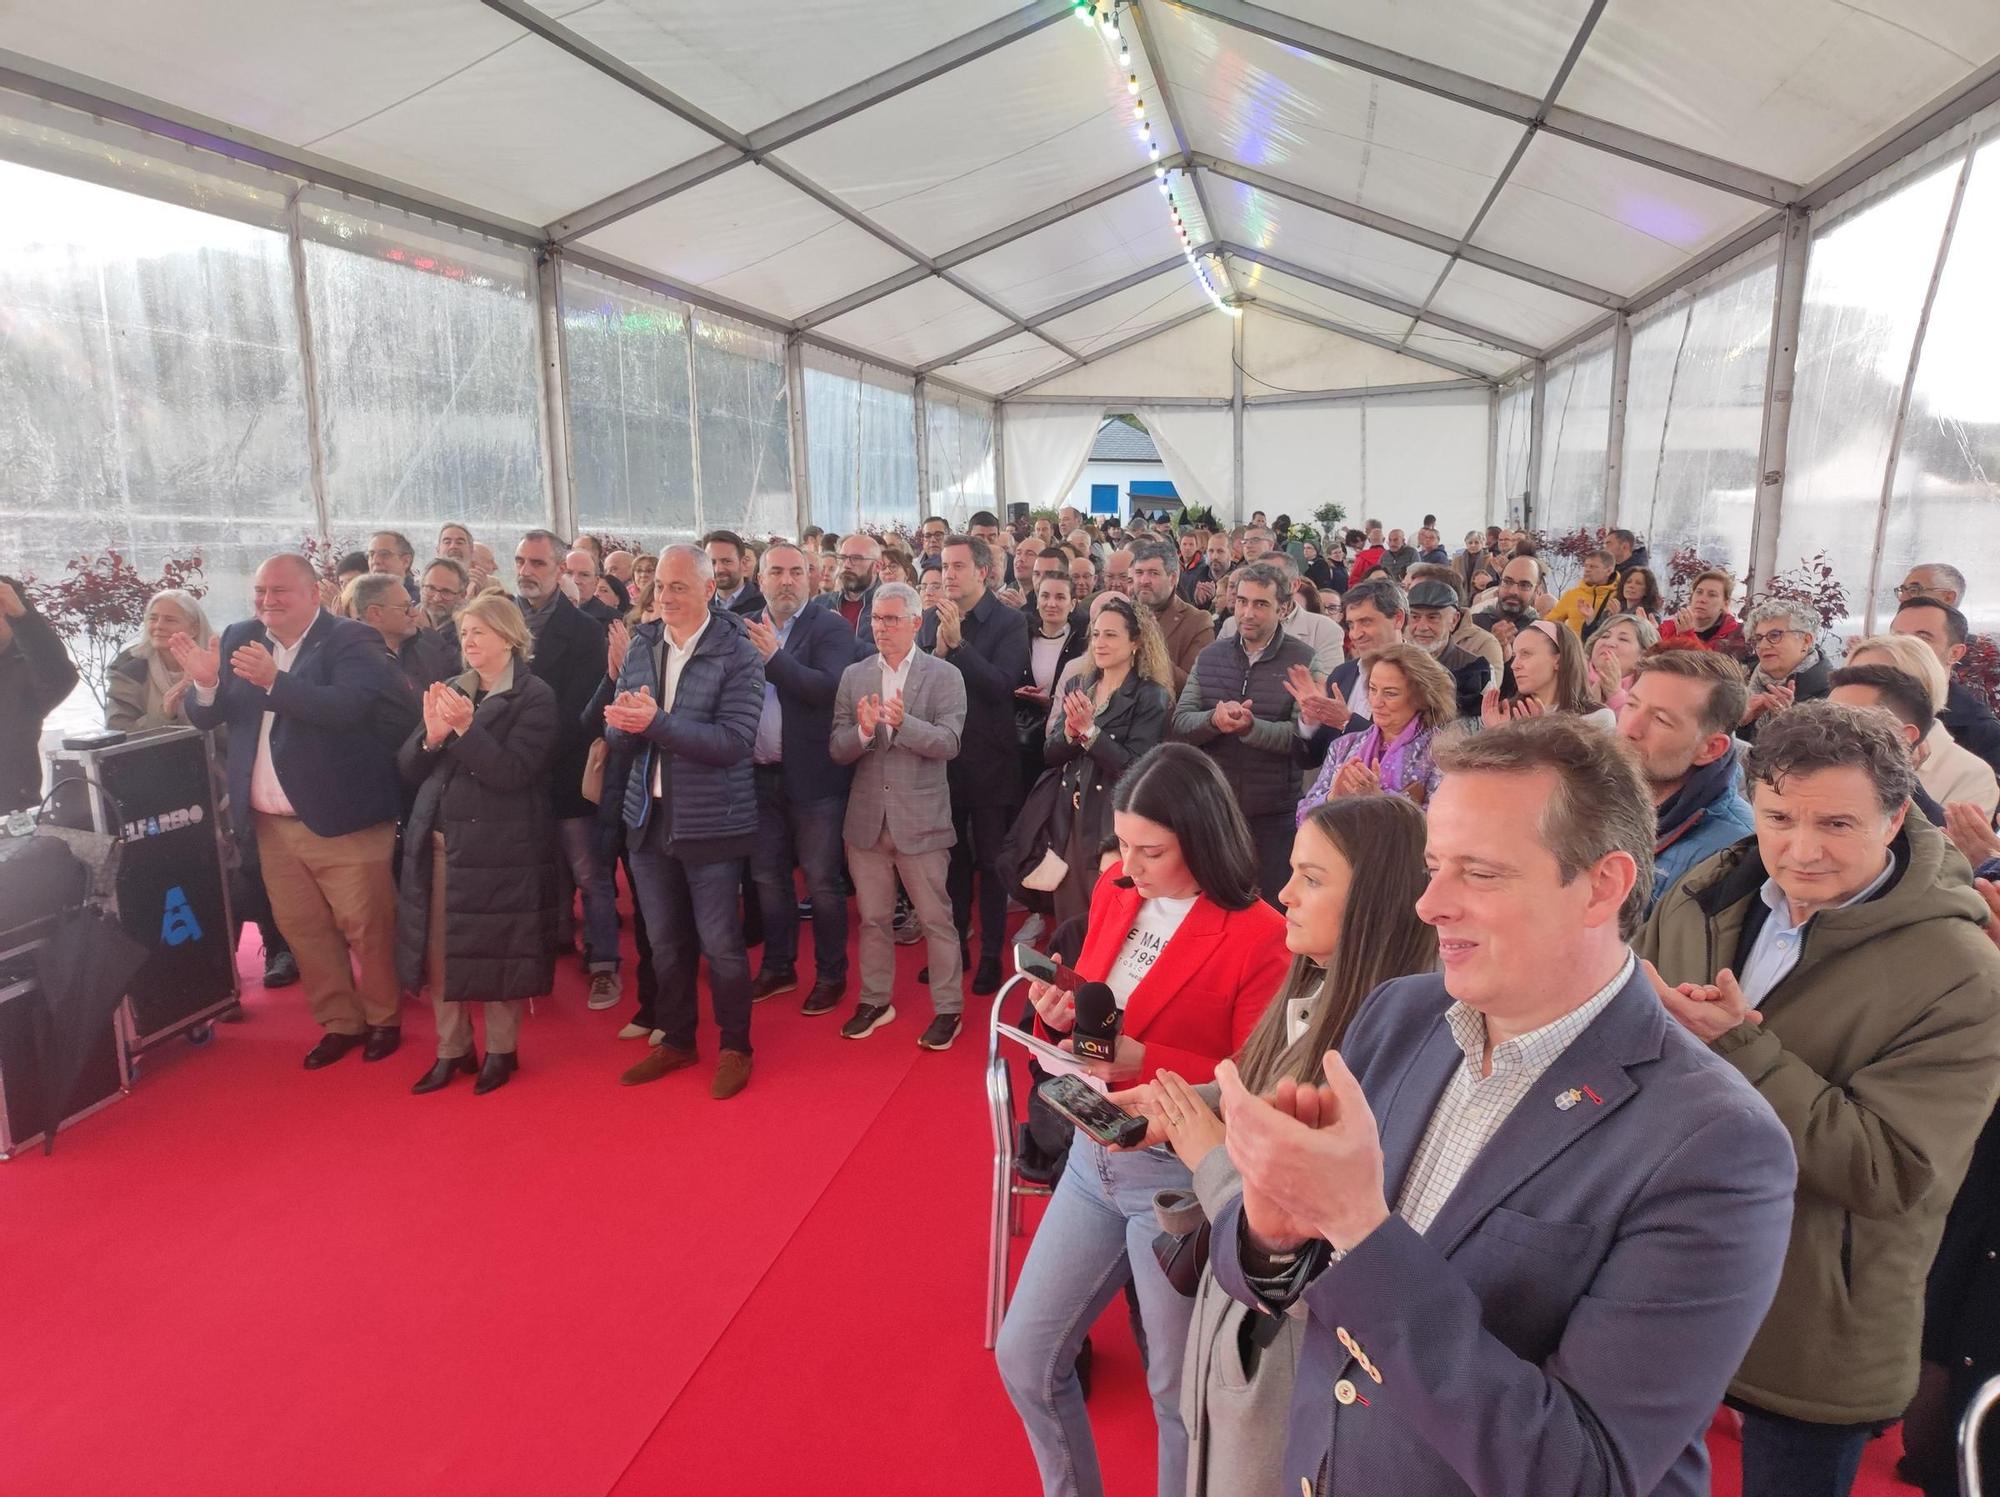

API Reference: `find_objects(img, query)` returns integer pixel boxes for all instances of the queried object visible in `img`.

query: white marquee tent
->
[3,0,1999,631]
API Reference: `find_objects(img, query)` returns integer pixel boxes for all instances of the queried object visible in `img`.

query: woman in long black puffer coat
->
[396,593,559,1096]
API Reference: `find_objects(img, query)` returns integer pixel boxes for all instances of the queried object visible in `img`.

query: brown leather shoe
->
[710,1050,752,1101]
[620,1043,698,1086]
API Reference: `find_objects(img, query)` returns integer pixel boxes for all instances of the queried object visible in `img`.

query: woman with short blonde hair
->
[454,590,535,667]
[397,592,557,1096]
[1844,632,1946,709]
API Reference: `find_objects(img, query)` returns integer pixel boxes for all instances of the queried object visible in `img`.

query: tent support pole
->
[1603,312,1631,532]
[913,377,931,525]
[786,334,811,542]
[283,189,331,550]
[1231,313,1246,524]
[993,402,1008,516]
[1862,143,1975,632]
[1749,208,1810,596]
[534,248,576,540]
[1525,360,1547,530]
[1486,385,1500,529]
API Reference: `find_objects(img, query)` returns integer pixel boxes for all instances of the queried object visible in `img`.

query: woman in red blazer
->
[997,745,1288,1497]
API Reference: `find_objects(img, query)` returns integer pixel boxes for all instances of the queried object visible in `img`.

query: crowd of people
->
[4,505,2000,1497]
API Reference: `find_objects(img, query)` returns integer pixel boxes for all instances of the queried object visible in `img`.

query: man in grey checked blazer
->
[830,581,969,1050]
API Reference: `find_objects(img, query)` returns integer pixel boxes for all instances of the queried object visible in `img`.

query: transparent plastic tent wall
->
[2,91,1998,635]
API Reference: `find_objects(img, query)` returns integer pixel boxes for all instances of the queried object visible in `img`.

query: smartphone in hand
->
[1016,943,1083,992]
[1038,1074,1148,1148]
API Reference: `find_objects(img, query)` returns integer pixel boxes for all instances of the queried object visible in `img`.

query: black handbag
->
[1152,1221,1212,1297]
[998,763,1074,915]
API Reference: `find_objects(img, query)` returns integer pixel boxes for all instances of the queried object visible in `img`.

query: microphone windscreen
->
[1072,980,1120,1040]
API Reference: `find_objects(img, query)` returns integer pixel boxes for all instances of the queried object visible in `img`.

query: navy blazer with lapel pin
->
[185,609,408,840]
[1210,965,1797,1497]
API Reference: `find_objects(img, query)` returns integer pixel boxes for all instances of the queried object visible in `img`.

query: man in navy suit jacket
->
[916,534,1031,995]
[177,553,411,1069]
[1205,717,1795,1497]
[742,544,857,1016]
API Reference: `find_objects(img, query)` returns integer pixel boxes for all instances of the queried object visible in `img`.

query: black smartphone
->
[1037,1074,1148,1149]
[1015,943,1084,992]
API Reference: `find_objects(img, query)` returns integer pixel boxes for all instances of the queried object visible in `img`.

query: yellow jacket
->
[1546,581,1618,634]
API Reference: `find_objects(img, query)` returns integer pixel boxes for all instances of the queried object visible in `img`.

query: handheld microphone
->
[1071,981,1121,1063]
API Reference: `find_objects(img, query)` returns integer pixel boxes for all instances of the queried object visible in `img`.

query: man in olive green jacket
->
[1635,701,2000,1497]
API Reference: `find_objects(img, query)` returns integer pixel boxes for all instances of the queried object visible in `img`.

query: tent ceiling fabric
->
[950,184,1190,319]
[576,162,916,321]
[1021,311,1239,400]
[1147,2,1529,237]
[1202,174,1451,305]
[1035,269,1213,358]
[1426,258,1604,349]
[1240,309,1465,396]
[768,19,1161,259]
[3,0,1996,385]
[1243,0,1598,99]
[1228,261,1414,343]
[539,0,1030,135]
[814,276,1014,369]
[929,329,1072,396]
[1555,0,2000,184]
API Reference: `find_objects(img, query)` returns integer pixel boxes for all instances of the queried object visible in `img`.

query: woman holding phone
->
[1135,795,1436,1497]
[995,745,1289,1497]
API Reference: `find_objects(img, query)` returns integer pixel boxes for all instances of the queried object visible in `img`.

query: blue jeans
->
[627,831,752,1056]
[750,768,848,984]
[1738,1406,1876,1497]
[996,1138,1196,1497]
[556,815,620,973]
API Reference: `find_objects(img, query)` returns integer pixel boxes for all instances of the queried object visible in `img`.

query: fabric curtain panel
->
[1138,406,1236,522]
[1001,403,1103,514]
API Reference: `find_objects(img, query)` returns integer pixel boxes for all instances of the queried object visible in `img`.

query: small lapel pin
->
[1556,1088,1581,1111]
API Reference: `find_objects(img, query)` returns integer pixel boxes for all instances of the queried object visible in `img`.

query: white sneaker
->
[1016,914,1046,947]
[616,1022,650,1040]
[648,1029,665,1046]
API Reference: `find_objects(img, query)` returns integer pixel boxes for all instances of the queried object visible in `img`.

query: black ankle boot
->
[412,1052,478,1095]
[473,1051,518,1095]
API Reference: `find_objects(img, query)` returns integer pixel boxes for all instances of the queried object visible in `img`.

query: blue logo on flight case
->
[161,886,204,947]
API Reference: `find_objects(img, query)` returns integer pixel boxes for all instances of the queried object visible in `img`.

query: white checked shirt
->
[864,647,916,748]
[1395,953,1635,1235]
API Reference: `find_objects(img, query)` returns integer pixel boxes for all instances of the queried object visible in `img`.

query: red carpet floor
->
[0,903,1920,1496]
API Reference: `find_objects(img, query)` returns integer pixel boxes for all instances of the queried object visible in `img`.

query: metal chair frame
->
[1962,1373,2000,1496]
[985,972,1051,1349]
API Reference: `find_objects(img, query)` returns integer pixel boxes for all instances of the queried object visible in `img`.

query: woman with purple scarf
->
[1298,643,1460,820]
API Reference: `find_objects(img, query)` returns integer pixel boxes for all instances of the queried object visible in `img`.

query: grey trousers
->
[427,833,525,1058]
[848,834,961,1016]
[434,995,523,1059]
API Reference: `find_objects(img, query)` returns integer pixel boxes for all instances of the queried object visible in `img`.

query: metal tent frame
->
[3,0,2000,568]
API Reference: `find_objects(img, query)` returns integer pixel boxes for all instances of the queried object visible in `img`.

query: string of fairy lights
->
[1074,0,1239,316]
